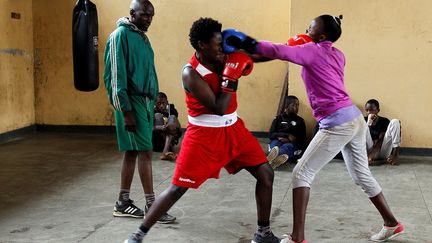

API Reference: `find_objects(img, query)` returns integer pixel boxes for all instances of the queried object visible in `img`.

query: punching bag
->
[72,0,99,92]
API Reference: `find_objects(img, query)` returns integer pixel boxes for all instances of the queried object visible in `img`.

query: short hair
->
[130,0,152,11]
[286,95,299,105]
[318,14,343,42]
[189,17,222,51]
[157,92,167,99]
[366,99,380,109]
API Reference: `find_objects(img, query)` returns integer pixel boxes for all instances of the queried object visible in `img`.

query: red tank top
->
[184,53,237,117]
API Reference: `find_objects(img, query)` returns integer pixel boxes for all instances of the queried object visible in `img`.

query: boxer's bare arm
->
[182,67,231,116]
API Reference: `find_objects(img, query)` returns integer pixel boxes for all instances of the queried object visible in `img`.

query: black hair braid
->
[334,15,343,26]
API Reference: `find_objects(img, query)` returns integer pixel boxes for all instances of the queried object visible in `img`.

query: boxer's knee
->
[167,184,188,200]
[350,171,382,197]
[292,162,312,189]
[256,163,274,187]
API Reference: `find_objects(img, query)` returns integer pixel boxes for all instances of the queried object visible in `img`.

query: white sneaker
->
[280,234,307,243]
[124,234,143,243]
[269,154,289,169]
[267,146,279,164]
[370,222,404,242]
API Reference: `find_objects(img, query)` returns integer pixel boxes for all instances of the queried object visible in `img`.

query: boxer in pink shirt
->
[222,14,404,243]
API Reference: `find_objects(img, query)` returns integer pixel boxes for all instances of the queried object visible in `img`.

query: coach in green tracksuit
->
[103,0,175,223]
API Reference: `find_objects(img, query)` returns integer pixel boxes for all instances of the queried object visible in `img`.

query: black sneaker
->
[113,199,144,218]
[252,231,281,243]
[144,204,176,224]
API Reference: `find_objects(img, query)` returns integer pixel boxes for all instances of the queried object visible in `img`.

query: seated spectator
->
[365,99,401,165]
[153,92,182,161]
[267,95,306,169]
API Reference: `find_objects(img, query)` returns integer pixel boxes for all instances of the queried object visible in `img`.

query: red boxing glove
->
[286,34,312,46]
[221,52,254,94]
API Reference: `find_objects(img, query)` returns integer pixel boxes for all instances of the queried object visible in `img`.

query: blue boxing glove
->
[222,29,246,53]
[222,29,258,54]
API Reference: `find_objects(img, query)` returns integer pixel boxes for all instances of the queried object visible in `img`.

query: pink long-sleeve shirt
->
[256,41,353,121]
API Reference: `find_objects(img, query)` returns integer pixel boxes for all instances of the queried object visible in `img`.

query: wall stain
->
[0,48,33,60]
[104,106,114,126]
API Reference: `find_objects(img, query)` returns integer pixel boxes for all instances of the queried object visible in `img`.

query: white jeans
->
[366,119,401,159]
[292,115,382,197]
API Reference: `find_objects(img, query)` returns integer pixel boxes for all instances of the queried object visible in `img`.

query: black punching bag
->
[72,0,99,91]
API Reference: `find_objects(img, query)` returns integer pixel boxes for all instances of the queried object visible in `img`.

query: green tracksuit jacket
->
[103,17,159,112]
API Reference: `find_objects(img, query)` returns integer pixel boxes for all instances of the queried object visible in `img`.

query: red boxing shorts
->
[173,114,267,189]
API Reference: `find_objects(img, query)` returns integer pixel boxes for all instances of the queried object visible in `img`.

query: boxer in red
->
[124,17,281,243]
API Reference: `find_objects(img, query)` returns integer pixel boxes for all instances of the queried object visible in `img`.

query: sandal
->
[160,152,177,161]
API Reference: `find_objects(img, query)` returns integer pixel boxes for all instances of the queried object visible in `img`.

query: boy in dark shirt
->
[365,99,401,165]
[153,92,182,160]
[267,96,306,168]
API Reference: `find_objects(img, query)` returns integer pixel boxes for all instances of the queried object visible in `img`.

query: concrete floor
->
[0,133,431,243]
